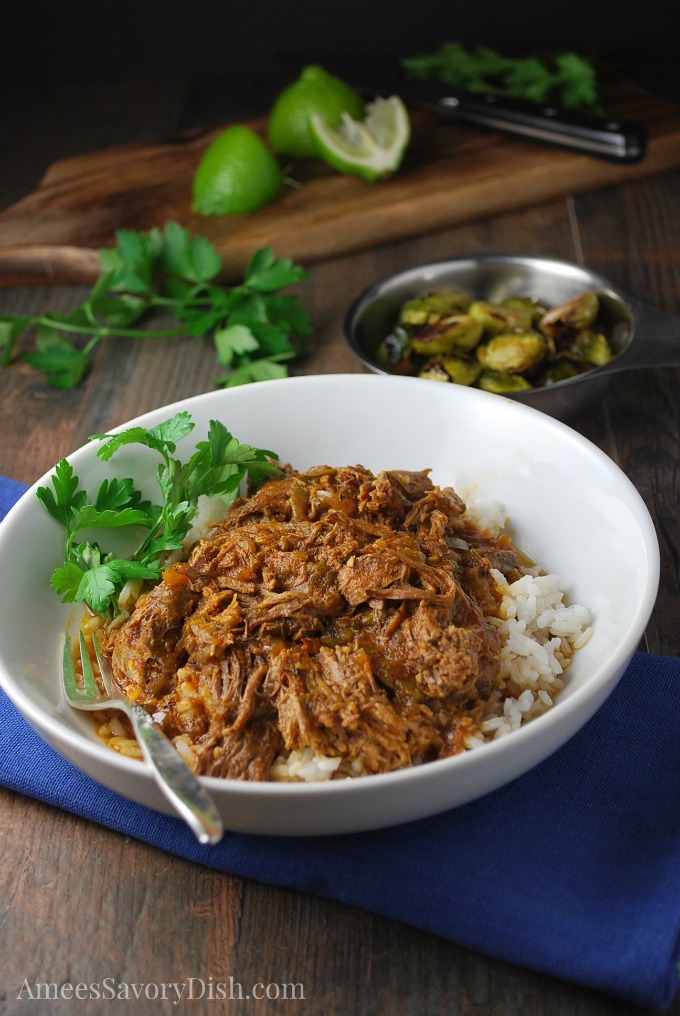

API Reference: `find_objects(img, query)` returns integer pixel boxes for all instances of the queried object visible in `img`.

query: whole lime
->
[268,64,365,159]
[192,124,283,216]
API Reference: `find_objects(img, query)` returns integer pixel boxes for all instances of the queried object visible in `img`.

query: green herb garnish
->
[0,222,311,389]
[402,41,601,113]
[37,410,280,616]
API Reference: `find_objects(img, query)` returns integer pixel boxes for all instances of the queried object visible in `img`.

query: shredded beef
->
[105,464,528,780]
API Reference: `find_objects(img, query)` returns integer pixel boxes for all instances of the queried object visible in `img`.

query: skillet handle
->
[610,299,680,373]
[0,245,100,288]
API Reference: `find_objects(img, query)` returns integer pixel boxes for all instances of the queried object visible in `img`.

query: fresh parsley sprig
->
[0,222,312,389]
[402,41,601,113]
[37,410,280,615]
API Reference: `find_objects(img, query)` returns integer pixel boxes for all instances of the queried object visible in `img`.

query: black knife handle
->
[439,93,647,163]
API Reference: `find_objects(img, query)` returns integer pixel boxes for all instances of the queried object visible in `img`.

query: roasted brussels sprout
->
[469,300,534,335]
[539,290,599,340]
[378,326,411,368]
[538,361,583,385]
[569,329,613,366]
[477,370,533,393]
[418,355,481,386]
[398,291,469,327]
[476,331,551,374]
[501,295,548,323]
[410,314,483,356]
[381,285,613,394]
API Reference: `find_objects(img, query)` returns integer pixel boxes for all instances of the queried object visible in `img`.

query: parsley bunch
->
[0,222,312,389]
[402,41,601,113]
[37,410,280,616]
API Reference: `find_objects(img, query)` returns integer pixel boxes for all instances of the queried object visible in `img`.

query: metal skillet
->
[343,254,680,420]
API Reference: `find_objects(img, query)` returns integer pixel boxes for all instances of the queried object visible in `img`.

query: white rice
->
[182,494,229,552]
[463,567,593,748]
[270,749,344,783]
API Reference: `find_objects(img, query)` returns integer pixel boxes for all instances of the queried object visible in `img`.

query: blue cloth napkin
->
[1,476,679,1010]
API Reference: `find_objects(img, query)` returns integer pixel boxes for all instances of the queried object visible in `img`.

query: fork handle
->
[130,705,224,845]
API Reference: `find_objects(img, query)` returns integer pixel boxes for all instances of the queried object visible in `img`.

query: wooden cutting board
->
[1,80,680,286]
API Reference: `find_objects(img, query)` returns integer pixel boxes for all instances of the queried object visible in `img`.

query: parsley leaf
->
[214,323,260,366]
[155,219,223,284]
[2,223,310,389]
[22,329,91,389]
[39,410,280,616]
[244,247,307,292]
[216,353,293,388]
[91,411,196,461]
[402,41,603,113]
[37,459,87,527]
[554,52,599,111]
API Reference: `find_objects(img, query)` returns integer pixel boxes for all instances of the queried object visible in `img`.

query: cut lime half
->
[268,64,365,158]
[310,96,411,182]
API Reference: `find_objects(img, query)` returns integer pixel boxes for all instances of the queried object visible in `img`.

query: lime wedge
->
[310,96,411,182]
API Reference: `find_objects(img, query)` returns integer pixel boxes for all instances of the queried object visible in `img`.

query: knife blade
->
[352,73,647,163]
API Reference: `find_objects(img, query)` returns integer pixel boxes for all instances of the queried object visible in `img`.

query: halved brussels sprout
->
[539,290,599,339]
[500,295,548,323]
[398,291,470,327]
[469,300,534,335]
[538,361,583,385]
[477,370,533,393]
[418,355,481,386]
[377,326,411,368]
[475,331,550,374]
[410,314,483,356]
[569,329,613,366]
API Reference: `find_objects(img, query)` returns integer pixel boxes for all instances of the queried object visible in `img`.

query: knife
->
[350,72,647,163]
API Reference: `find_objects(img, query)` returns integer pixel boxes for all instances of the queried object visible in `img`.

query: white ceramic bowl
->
[0,375,659,836]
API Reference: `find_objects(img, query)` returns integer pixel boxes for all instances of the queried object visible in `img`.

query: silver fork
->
[62,631,224,845]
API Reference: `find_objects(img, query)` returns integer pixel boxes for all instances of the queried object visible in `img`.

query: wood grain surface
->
[1,81,680,286]
[1,69,679,1016]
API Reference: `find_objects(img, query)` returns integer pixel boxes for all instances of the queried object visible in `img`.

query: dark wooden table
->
[1,67,679,1016]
